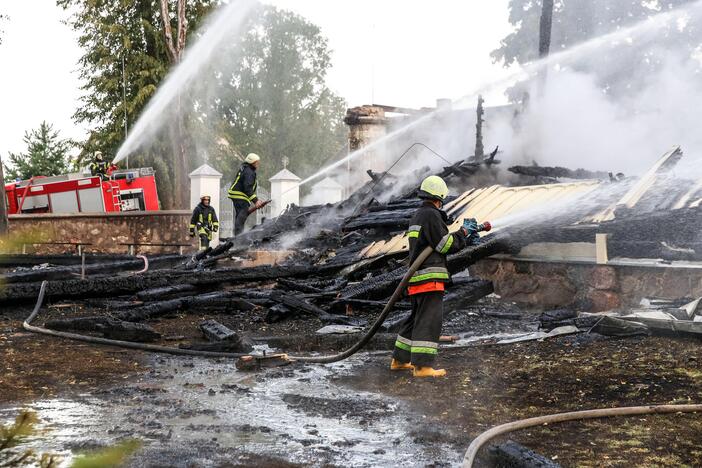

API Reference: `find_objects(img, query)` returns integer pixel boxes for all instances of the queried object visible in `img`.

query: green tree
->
[205,6,347,185]
[492,0,702,96]
[60,1,346,208]
[57,0,217,208]
[4,122,72,180]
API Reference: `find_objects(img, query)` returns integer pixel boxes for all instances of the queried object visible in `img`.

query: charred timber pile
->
[0,261,355,303]
[437,147,500,180]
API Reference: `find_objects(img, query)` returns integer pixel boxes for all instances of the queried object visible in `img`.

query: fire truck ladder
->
[107,179,123,212]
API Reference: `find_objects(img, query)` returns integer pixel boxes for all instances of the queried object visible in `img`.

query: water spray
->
[290,0,702,190]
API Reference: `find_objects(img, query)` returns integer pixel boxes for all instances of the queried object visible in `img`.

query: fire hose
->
[462,404,702,467]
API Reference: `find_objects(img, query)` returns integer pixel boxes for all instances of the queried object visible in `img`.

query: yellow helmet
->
[418,175,449,202]
[245,153,260,164]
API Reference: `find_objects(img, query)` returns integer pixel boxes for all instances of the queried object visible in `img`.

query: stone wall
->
[470,257,702,311]
[8,211,197,255]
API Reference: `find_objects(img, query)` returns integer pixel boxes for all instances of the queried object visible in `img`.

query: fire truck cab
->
[5,167,160,214]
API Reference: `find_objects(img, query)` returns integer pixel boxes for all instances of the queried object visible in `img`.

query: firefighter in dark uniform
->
[228,153,264,236]
[391,175,482,378]
[89,151,109,181]
[189,195,219,251]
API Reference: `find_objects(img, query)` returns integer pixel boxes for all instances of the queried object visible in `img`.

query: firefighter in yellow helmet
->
[227,153,263,236]
[189,195,219,251]
[89,151,109,181]
[391,175,486,378]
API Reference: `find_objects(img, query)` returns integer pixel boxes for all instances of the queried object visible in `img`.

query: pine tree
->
[4,122,72,181]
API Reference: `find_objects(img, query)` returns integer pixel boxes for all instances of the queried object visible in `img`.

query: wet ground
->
[2,298,702,467]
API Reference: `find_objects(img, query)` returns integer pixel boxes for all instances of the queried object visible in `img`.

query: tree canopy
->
[492,0,702,96]
[59,0,346,208]
[57,0,217,208]
[4,122,72,181]
[204,6,347,185]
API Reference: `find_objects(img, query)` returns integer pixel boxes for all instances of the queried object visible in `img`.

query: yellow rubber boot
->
[413,366,447,378]
[390,359,414,371]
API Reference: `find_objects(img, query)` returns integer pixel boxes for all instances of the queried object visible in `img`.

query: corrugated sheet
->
[358,180,601,259]
[586,145,682,223]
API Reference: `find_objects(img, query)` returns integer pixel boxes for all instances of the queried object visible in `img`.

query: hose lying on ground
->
[287,246,434,363]
[463,404,702,467]
[24,280,249,359]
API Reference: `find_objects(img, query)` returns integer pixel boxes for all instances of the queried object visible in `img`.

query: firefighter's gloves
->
[462,218,482,246]
[462,218,479,235]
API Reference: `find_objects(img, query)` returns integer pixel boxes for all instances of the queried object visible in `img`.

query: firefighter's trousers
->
[232,200,250,236]
[392,291,443,367]
[198,234,210,251]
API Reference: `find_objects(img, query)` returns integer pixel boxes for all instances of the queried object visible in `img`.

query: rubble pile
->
[5,145,702,352]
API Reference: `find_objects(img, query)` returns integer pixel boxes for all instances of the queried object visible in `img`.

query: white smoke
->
[490,54,702,177]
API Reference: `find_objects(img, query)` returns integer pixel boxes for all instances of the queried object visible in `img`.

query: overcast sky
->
[0,0,513,157]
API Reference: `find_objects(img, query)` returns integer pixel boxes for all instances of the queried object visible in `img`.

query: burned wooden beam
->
[508,165,611,180]
[114,297,189,322]
[329,298,412,315]
[277,278,323,294]
[264,304,297,323]
[0,255,183,284]
[342,208,416,231]
[269,291,365,326]
[443,278,494,309]
[44,316,161,343]
[136,284,198,302]
[196,319,253,352]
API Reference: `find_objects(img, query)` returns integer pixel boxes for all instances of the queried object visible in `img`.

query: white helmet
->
[245,153,261,164]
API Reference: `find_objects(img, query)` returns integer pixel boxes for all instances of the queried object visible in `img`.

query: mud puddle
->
[1,353,461,467]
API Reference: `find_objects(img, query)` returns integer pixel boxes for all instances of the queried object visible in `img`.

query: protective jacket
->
[189,203,219,239]
[407,201,468,291]
[228,163,258,204]
[90,160,109,179]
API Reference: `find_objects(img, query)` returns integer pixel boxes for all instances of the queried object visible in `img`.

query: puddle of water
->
[1,354,461,467]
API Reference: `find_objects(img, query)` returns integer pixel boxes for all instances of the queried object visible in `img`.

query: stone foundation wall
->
[8,211,197,255]
[470,257,702,311]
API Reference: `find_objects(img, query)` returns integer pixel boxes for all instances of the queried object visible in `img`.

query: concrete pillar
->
[270,168,301,217]
[189,164,223,245]
[310,177,344,205]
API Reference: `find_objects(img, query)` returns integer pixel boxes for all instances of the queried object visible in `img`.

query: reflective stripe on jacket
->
[228,163,258,203]
[406,201,467,287]
[189,203,219,240]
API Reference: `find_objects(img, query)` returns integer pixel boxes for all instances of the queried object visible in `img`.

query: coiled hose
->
[22,247,435,363]
[463,403,702,467]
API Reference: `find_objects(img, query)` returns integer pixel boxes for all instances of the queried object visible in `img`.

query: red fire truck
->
[5,167,160,214]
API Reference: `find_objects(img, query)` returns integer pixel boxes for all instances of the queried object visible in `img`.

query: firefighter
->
[189,195,219,250]
[391,175,481,378]
[227,153,264,236]
[89,151,109,180]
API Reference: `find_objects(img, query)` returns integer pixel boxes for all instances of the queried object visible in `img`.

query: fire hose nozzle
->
[479,221,492,232]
